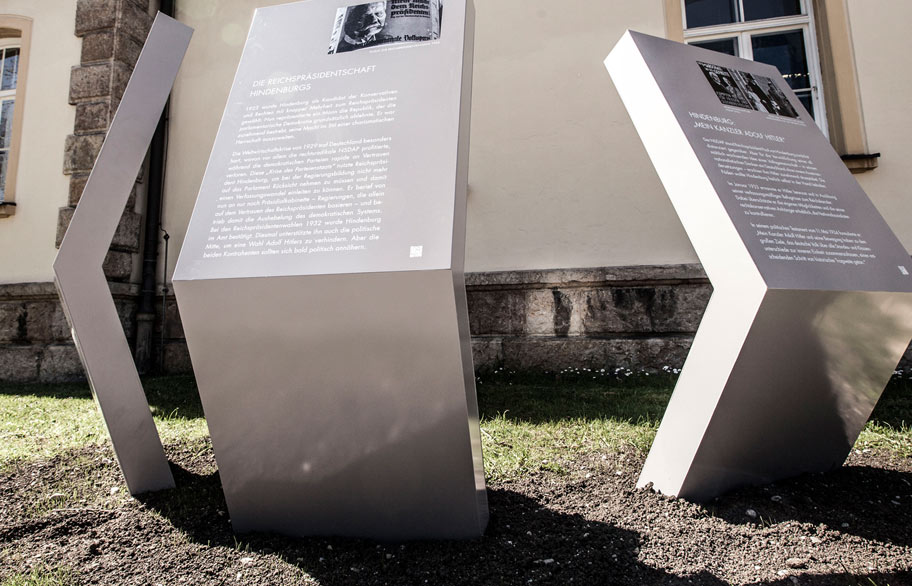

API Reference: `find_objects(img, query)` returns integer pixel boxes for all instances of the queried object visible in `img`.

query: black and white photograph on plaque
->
[699,61,799,118]
[328,0,442,54]
[740,71,800,118]
[698,61,752,109]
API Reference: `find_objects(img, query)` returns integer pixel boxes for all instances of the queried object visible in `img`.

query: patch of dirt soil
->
[2,440,911,585]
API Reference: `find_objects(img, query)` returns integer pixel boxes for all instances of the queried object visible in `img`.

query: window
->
[0,17,29,217]
[0,42,19,203]
[682,0,827,135]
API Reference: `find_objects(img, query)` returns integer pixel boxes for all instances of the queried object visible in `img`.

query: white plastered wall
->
[846,0,912,254]
[0,0,80,284]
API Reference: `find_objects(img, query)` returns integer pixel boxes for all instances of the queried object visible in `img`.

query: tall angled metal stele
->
[53,14,193,495]
[173,0,487,539]
[606,31,912,500]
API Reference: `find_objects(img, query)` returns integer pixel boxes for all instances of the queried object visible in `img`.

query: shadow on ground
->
[138,462,729,585]
[136,457,912,586]
[707,463,912,549]
[0,375,204,421]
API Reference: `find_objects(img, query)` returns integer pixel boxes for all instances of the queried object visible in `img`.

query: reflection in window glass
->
[751,30,810,90]
[684,0,737,28]
[0,100,12,149]
[742,0,802,22]
[0,151,7,202]
[690,37,739,56]
[1,48,18,92]
[796,91,814,119]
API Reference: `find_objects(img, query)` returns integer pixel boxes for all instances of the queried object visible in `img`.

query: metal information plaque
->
[54,14,192,495]
[173,0,487,538]
[606,31,912,500]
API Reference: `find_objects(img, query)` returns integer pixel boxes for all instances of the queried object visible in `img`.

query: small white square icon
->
[900,265,909,276]
[409,245,423,258]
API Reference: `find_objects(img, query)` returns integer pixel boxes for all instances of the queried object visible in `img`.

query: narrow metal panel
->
[53,14,193,494]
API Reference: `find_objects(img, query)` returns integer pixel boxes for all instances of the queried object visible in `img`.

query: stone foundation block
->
[111,209,142,252]
[74,100,112,133]
[0,345,41,382]
[63,133,105,174]
[68,174,90,206]
[162,341,192,374]
[56,207,75,248]
[38,344,85,383]
[581,284,712,334]
[80,30,144,67]
[23,301,58,343]
[119,0,154,44]
[467,289,525,335]
[103,250,135,281]
[159,296,184,339]
[69,63,113,102]
[0,302,25,343]
[75,0,118,37]
[471,338,503,373]
[500,336,693,373]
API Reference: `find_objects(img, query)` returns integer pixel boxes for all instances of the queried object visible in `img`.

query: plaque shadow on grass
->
[139,463,729,586]
[0,376,205,422]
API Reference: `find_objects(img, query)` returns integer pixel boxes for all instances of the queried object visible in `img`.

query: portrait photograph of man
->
[328,0,443,54]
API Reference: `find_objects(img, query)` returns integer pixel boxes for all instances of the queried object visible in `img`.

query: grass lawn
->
[1,370,911,586]
[1,371,911,481]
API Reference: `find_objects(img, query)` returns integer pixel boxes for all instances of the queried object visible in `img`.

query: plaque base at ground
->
[174,270,487,538]
[606,31,912,500]
[639,287,912,500]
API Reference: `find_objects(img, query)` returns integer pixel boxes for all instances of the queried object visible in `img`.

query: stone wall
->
[154,265,713,376]
[154,263,912,377]
[5,264,912,382]
[465,265,711,373]
[0,282,139,382]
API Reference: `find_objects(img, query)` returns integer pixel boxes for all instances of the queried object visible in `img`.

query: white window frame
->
[0,38,19,204]
[681,0,828,136]
[0,15,29,218]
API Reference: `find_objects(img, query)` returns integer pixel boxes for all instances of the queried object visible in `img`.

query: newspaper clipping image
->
[698,61,799,118]
[328,0,442,54]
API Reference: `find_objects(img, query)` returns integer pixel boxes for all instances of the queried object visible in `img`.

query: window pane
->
[684,0,738,28]
[690,37,739,57]
[795,90,814,119]
[0,150,7,202]
[0,99,13,149]
[1,48,18,91]
[743,0,802,21]
[751,30,810,90]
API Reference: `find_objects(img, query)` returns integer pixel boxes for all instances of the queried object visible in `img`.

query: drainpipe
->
[135,0,176,374]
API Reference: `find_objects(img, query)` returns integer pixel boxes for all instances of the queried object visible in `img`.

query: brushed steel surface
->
[175,270,486,539]
[174,0,486,537]
[52,14,193,494]
[606,31,912,500]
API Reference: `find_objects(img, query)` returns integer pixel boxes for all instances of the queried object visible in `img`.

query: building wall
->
[0,0,155,382]
[848,0,912,253]
[0,0,81,284]
[1,1,910,381]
